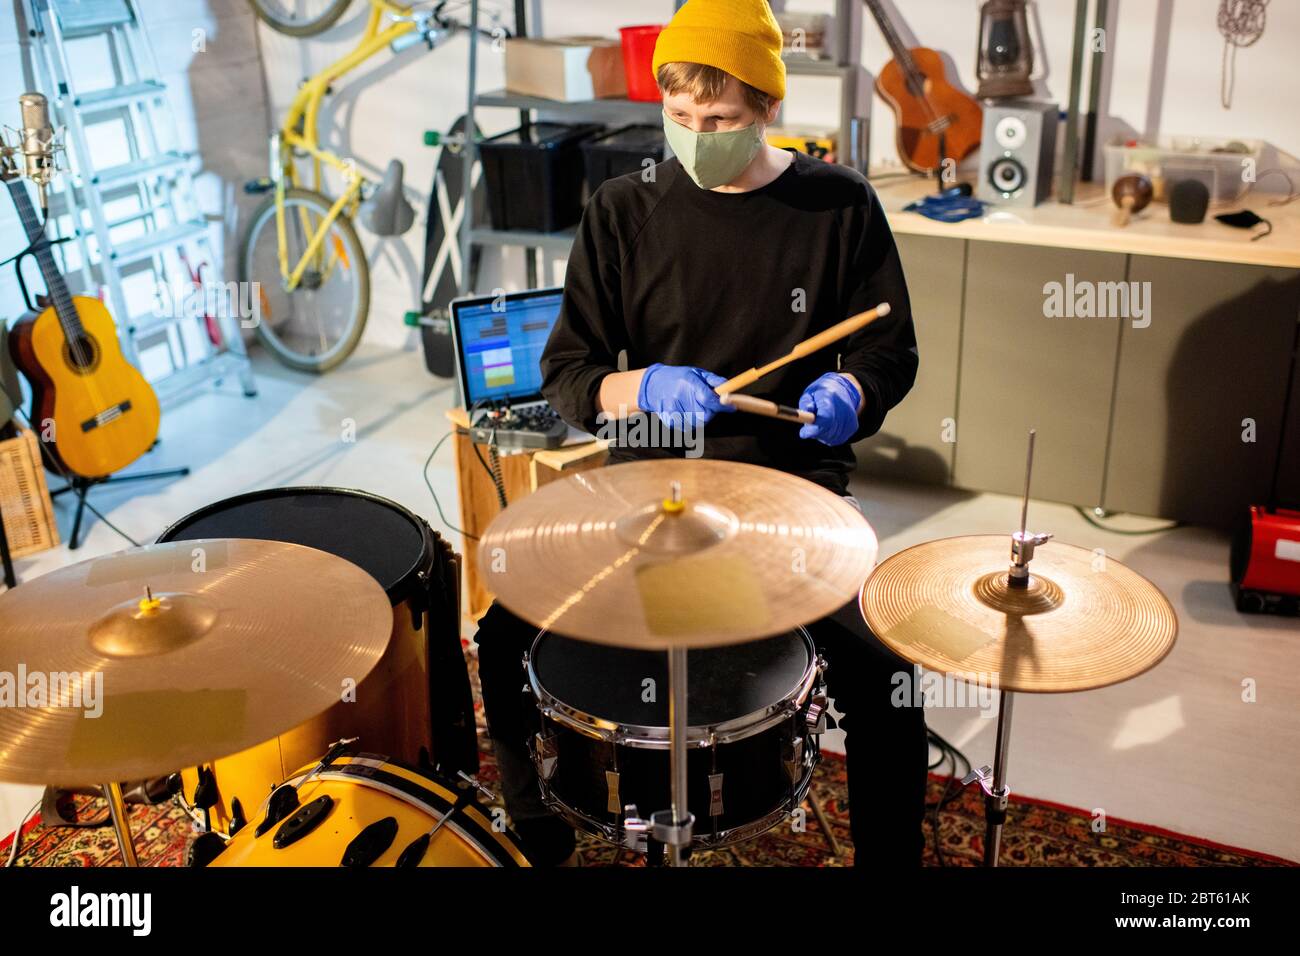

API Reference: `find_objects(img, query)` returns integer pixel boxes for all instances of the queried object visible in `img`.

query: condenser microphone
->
[19,92,56,213]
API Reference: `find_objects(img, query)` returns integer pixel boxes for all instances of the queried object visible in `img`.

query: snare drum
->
[526,627,826,851]
[160,487,472,835]
[208,755,530,867]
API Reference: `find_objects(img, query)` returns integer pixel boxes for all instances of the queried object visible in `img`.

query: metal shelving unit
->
[458,0,867,293]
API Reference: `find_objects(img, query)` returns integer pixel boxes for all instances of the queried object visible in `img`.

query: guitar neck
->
[4,178,85,342]
[864,0,921,82]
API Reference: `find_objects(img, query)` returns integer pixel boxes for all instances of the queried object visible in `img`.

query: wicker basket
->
[0,427,59,558]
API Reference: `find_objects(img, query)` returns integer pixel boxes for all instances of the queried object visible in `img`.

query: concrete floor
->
[2,344,1297,863]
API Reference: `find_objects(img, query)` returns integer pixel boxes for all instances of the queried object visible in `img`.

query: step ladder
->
[22,0,256,405]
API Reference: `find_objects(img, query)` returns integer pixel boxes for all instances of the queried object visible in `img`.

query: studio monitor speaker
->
[976,100,1058,207]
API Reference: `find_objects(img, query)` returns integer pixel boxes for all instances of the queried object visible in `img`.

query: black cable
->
[1074,505,1180,536]
[471,437,508,510]
[465,398,509,509]
[422,427,477,541]
[924,727,972,867]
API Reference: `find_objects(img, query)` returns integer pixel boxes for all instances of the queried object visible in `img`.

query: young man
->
[474,0,926,866]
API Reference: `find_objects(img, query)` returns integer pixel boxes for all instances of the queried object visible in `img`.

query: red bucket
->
[619,24,664,102]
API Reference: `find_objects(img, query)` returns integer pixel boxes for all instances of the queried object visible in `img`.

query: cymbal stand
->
[102,781,139,867]
[652,646,694,867]
[628,481,694,867]
[962,430,1051,867]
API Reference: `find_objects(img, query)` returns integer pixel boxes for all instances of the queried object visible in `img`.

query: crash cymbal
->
[480,459,878,649]
[860,535,1177,693]
[0,539,392,787]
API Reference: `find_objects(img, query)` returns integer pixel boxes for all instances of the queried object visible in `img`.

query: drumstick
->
[714,303,890,396]
[720,392,814,424]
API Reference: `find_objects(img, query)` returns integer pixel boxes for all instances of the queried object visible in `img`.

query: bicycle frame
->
[271,0,419,291]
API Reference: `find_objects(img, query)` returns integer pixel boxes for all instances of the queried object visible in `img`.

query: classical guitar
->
[864,0,983,174]
[2,172,161,478]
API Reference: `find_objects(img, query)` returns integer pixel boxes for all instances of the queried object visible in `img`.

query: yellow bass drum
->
[208,755,530,867]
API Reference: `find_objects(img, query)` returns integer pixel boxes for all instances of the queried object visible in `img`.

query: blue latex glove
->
[637,363,735,428]
[798,373,863,446]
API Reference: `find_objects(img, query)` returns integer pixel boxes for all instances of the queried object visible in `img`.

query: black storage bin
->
[478,122,602,232]
[581,124,667,194]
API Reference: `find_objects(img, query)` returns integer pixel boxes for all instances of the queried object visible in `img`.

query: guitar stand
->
[52,466,190,550]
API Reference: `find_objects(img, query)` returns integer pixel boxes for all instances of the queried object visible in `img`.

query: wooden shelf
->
[467,225,577,252]
[871,176,1300,269]
[476,89,662,124]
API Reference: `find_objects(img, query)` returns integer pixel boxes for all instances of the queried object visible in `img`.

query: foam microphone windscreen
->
[1170,179,1210,224]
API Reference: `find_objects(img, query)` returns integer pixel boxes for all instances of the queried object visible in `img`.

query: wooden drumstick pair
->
[715,303,892,425]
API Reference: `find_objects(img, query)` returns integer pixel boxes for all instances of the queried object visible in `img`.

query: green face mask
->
[662,110,765,190]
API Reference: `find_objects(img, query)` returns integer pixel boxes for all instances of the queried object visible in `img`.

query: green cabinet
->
[1102,258,1300,527]
[855,232,1298,527]
[855,233,964,484]
[953,242,1125,507]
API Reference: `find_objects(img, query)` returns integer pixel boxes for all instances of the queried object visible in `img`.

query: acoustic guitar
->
[2,172,161,478]
[864,0,983,174]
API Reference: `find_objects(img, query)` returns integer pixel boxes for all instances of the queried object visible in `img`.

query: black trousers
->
[475,597,929,866]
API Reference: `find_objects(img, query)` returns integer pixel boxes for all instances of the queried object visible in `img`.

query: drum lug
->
[784,737,804,784]
[412,569,429,630]
[805,693,829,735]
[708,773,724,817]
[621,804,650,849]
[533,732,558,781]
[605,770,621,814]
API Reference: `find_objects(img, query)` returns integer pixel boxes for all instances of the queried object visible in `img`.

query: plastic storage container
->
[1103,135,1263,206]
[478,122,603,232]
[619,25,664,102]
[580,124,666,194]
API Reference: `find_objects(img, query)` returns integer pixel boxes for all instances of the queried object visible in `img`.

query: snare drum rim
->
[526,627,819,749]
[157,486,437,610]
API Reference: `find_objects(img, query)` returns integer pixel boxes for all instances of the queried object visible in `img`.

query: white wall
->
[254,0,1298,350]
[4,1,1297,352]
[0,0,270,333]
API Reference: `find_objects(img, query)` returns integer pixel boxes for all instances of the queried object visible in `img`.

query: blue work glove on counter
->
[798,373,862,446]
[637,364,735,428]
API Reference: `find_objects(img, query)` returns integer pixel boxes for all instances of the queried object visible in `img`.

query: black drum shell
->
[528,629,821,848]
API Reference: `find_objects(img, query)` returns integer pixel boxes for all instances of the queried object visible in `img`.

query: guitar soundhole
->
[63,334,102,374]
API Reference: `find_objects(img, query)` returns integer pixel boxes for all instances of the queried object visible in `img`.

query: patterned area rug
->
[4,646,1294,867]
[4,750,1293,867]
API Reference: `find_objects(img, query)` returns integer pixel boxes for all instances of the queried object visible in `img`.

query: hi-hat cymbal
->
[480,459,878,649]
[0,539,392,787]
[860,535,1177,693]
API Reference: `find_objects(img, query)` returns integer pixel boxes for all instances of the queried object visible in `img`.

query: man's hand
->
[637,363,736,428]
[798,373,863,446]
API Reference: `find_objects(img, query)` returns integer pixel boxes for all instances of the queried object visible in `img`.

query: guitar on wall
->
[864,0,983,174]
[1,157,161,478]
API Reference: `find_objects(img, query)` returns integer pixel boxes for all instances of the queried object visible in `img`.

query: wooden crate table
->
[445,407,607,620]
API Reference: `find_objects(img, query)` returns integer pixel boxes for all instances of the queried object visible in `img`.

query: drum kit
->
[0,433,1177,868]
[479,433,1177,866]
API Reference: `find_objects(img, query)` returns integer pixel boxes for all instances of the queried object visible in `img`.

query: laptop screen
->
[452,289,564,406]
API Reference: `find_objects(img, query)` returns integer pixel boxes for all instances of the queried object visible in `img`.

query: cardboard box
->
[504,36,627,102]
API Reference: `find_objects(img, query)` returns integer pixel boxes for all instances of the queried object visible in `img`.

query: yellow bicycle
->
[239,0,494,371]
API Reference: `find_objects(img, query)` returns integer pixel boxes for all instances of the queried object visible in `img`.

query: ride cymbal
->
[479,459,878,649]
[860,535,1177,693]
[0,539,392,786]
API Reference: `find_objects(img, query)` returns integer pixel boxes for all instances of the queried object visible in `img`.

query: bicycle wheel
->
[239,187,370,373]
[248,0,353,37]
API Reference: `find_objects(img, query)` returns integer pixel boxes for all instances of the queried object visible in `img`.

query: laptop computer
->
[449,287,591,449]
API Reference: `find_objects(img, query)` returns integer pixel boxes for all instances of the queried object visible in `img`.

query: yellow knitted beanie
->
[652,0,786,101]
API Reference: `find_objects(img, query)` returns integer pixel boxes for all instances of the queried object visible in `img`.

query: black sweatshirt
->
[540,152,918,496]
